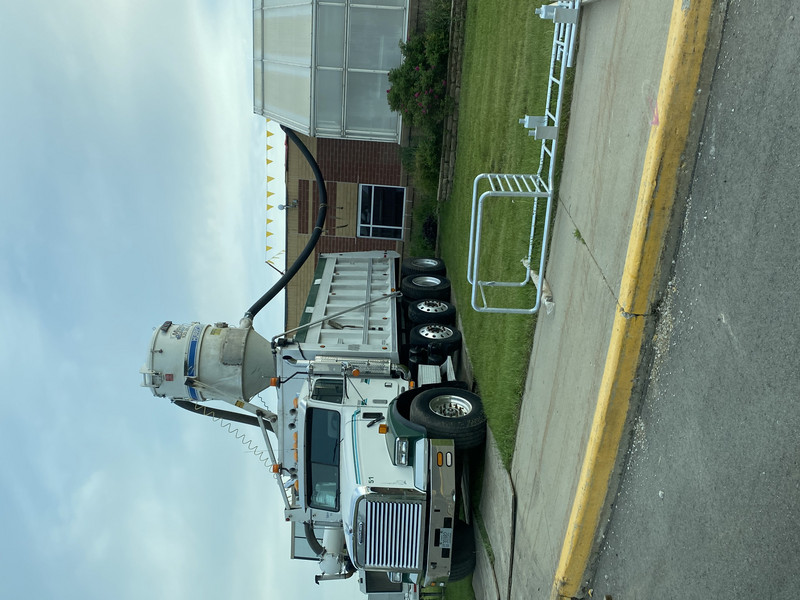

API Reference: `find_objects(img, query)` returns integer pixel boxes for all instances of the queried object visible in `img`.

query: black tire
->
[408,299,457,325]
[409,387,486,450]
[448,520,477,582]
[401,274,451,301]
[401,257,446,277]
[409,323,462,355]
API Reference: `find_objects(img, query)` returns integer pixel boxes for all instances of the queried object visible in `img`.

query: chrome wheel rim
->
[416,300,449,314]
[429,394,473,418]
[411,258,440,269]
[411,275,443,287]
[418,324,454,339]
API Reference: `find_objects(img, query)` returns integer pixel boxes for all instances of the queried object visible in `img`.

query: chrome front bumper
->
[423,438,457,586]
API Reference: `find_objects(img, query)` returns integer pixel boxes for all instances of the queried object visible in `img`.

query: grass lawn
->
[439,0,557,469]
[427,3,573,599]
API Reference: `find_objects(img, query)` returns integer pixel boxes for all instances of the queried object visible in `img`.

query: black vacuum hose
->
[244,125,328,320]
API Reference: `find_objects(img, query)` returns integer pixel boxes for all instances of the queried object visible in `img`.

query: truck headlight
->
[395,437,409,466]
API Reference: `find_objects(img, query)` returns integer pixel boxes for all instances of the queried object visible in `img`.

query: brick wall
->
[283,132,406,329]
[315,236,398,258]
[316,138,403,186]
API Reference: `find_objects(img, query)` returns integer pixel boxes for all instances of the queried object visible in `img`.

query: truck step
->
[417,357,457,387]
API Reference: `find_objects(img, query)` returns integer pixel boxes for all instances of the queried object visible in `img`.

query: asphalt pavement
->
[464,0,800,598]
[589,1,800,598]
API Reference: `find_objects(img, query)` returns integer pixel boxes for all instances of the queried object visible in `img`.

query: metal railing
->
[467,1,581,314]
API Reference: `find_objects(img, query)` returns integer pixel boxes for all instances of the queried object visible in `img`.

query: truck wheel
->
[401,274,451,301]
[409,387,486,450]
[409,324,462,355]
[448,520,477,581]
[401,257,446,277]
[408,299,456,325]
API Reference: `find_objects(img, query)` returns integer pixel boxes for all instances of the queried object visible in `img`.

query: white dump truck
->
[140,251,486,597]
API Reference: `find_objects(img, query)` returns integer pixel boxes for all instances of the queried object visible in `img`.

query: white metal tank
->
[140,321,277,404]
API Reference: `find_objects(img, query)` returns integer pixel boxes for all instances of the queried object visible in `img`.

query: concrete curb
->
[472,429,511,600]
[549,1,715,598]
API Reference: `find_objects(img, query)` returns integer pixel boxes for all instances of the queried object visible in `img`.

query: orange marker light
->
[436,452,444,467]
[378,424,389,434]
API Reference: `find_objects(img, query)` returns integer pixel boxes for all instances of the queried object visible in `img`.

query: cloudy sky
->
[0,1,357,598]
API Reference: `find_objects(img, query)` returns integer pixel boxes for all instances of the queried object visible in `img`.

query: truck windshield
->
[306,408,341,511]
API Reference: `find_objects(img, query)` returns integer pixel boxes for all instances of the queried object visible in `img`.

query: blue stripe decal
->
[351,410,361,484]
[186,324,202,400]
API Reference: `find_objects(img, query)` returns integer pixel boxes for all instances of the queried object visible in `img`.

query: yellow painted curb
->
[550,1,714,598]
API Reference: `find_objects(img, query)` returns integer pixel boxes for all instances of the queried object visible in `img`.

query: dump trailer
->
[140,251,486,597]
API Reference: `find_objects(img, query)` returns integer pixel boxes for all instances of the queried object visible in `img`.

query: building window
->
[358,184,405,240]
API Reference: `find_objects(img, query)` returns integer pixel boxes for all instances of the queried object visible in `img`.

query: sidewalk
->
[470,1,719,598]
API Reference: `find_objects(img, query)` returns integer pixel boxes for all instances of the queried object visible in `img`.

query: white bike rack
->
[467,1,581,314]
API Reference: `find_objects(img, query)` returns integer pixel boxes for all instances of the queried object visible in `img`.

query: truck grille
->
[363,500,423,570]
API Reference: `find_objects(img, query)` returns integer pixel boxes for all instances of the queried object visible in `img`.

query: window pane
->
[316,5,345,68]
[265,0,308,6]
[307,408,341,511]
[360,185,373,224]
[312,379,343,403]
[253,64,264,111]
[372,186,404,226]
[310,465,338,510]
[263,61,311,128]
[345,71,395,133]
[360,185,372,205]
[308,409,340,463]
[358,184,405,239]
[315,69,343,133]
[348,7,404,71]
[372,227,402,240]
[263,5,312,64]
[253,11,263,60]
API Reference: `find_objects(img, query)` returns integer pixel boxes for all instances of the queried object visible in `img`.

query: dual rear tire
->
[408,299,456,325]
[401,257,446,278]
[401,257,461,362]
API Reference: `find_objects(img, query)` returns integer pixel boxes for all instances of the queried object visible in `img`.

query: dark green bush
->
[387,32,450,127]
[412,129,443,193]
[387,0,452,202]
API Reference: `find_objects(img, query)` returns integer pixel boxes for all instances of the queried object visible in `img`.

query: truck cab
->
[274,343,463,588]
